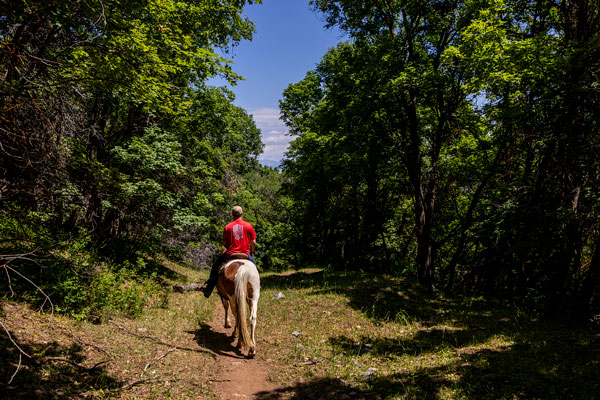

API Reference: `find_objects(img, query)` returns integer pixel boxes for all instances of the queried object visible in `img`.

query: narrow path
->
[207,301,281,399]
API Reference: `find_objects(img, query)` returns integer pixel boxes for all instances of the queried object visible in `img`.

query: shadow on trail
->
[250,375,388,400]
[261,269,326,290]
[254,377,377,400]
[260,270,600,399]
[262,269,504,328]
[0,332,120,399]
[190,323,245,359]
[329,326,491,357]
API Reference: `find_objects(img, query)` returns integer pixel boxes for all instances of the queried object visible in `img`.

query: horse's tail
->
[234,262,253,350]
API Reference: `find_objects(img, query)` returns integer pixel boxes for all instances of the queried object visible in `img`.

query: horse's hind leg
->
[220,297,231,329]
[229,295,239,339]
[247,300,258,357]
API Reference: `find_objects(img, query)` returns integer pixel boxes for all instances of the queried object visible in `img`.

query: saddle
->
[218,253,251,272]
[227,253,250,260]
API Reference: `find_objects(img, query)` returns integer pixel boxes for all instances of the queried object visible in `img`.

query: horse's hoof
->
[224,323,231,329]
[247,348,256,358]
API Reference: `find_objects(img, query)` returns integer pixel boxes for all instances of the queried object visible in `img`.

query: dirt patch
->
[204,300,282,399]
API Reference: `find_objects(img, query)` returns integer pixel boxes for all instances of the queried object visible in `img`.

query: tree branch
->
[1,264,54,315]
[0,320,31,384]
[109,321,218,359]
[141,347,177,377]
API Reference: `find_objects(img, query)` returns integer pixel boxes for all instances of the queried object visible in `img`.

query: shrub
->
[53,257,160,321]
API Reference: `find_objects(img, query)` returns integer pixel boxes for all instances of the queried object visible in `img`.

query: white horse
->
[216,257,260,357]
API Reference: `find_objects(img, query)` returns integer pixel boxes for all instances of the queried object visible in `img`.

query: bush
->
[53,257,160,321]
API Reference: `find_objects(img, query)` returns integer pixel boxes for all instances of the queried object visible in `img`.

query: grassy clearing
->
[255,269,600,400]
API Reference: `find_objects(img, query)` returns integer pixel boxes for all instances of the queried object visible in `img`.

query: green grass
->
[2,264,599,399]
[254,269,600,400]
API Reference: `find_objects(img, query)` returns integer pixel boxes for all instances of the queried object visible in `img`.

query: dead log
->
[172,283,203,293]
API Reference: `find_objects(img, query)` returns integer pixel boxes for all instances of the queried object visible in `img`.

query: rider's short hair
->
[232,206,243,218]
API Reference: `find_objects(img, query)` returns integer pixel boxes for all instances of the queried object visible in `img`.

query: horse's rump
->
[218,260,256,299]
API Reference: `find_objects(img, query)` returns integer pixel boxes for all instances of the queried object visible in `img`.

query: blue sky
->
[208,1,346,164]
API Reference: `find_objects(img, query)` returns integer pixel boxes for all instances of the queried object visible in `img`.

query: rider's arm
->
[222,230,228,253]
[250,239,256,256]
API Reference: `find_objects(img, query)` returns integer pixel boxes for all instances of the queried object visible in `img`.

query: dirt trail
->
[207,301,281,400]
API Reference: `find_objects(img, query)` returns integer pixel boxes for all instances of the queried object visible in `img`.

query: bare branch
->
[119,377,178,391]
[3,264,15,297]
[141,347,177,377]
[0,321,31,359]
[1,264,54,316]
[0,320,31,385]
[53,321,112,357]
[109,321,218,359]
[46,357,109,371]
[8,354,22,385]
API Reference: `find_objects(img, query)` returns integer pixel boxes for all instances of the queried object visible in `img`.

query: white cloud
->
[250,107,292,162]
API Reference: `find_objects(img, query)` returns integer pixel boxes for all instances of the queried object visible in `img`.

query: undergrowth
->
[1,260,215,399]
[52,257,163,321]
[0,213,164,322]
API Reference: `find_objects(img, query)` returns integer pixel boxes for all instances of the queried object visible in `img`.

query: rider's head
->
[232,205,243,219]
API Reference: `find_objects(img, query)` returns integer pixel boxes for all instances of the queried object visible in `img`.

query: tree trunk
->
[576,232,600,320]
[415,200,435,288]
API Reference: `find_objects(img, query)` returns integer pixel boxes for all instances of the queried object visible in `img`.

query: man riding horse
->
[200,205,256,298]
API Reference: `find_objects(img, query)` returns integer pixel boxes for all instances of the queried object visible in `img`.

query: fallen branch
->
[120,377,178,391]
[53,321,112,357]
[3,263,14,297]
[1,263,54,316]
[294,357,321,366]
[172,282,203,293]
[141,347,177,377]
[0,320,31,384]
[9,353,22,385]
[109,321,217,359]
[46,357,109,371]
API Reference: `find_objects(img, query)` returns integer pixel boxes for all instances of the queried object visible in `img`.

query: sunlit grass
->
[254,268,600,399]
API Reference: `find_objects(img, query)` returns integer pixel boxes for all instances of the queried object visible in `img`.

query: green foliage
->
[0,206,160,321]
[53,257,160,321]
[240,166,296,270]
[0,0,267,319]
[3,0,600,326]
[281,6,479,272]
[279,0,600,319]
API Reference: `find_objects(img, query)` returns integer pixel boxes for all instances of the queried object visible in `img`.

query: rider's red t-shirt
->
[223,218,256,255]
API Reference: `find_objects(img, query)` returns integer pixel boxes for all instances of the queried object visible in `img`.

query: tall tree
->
[285,0,600,320]
[445,0,600,314]
[0,0,263,259]
[283,0,478,286]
